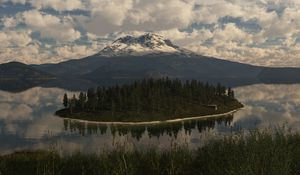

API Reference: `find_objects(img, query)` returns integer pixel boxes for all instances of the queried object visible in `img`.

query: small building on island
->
[205,104,218,111]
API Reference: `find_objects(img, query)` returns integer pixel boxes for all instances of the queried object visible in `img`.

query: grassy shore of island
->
[1,128,300,175]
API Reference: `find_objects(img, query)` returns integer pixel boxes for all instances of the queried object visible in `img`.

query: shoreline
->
[60,107,244,125]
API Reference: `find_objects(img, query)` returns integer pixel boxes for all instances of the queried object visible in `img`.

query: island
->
[55,78,243,123]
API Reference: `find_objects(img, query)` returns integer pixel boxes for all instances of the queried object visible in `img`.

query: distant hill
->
[0,62,56,92]
[0,61,54,80]
[83,55,262,83]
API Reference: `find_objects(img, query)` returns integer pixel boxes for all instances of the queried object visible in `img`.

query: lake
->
[1,83,300,154]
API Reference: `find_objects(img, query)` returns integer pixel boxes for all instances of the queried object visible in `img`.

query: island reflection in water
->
[63,116,233,140]
[1,84,300,154]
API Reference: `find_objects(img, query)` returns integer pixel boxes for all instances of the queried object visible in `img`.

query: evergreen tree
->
[87,88,97,111]
[63,93,68,108]
[69,94,77,114]
[78,92,86,109]
[227,87,235,99]
[60,78,239,117]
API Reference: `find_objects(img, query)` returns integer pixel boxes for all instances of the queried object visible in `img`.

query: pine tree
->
[227,87,235,99]
[230,89,235,99]
[78,92,86,109]
[87,88,97,111]
[69,94,77,114]
[227,87,232,97]
[63,93,68,108]
[60,78,239,117]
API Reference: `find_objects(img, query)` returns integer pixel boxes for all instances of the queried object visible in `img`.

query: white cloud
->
[0,0,27,4]
[30,0,84,11]
[212,23,253,44]
[89,0,133,26]
[83,0,196,35]
[0,42,105,64]
[157,28,213,46]
[22,10,81,42]
[0,30,32,47]
[54,44,103,60]
[0,0,84,11]
[1,16,19,28]
[1,0,300,66]
[23,10,60,27]
[0,43,45,64]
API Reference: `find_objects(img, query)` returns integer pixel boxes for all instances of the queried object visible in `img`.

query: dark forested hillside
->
[33,54,262,80]
[56,78,243,122]
[0,62,56,92]
[0,61,54,80]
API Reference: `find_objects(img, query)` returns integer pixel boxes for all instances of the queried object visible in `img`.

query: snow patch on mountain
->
[97,33,194,57]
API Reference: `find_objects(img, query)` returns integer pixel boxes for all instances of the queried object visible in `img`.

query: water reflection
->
[233,84,300,131]
[63,115,233,140]
[1,84,300,154]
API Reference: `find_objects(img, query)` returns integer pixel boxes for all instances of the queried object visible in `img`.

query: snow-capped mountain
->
[31,33,265,86]
[97,33,194,57]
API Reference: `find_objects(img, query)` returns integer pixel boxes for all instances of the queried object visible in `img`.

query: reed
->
[1,128,299,175]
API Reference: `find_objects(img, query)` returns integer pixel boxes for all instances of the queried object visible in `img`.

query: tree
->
[230,89,235,99]
[69,94,77,114]
[60,78,239,118]
[227,87,232,96]
[87,88,97,111]
[78,92,86,109]
[227,87,235,99]
[63,93,68,108]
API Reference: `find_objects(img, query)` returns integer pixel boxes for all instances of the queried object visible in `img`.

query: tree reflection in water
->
[63,115,233,141]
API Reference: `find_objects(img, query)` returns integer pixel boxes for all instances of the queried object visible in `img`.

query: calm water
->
[1,84,300,154]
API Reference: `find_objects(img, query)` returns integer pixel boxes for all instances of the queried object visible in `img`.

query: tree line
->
[63,78,236,115]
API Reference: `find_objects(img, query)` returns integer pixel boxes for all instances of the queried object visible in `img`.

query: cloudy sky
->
[0,0,300,66]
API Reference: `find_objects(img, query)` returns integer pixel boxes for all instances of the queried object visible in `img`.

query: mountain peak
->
[97,33,193,57]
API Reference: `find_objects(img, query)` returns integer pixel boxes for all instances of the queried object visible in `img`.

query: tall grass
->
[1,128,300,175]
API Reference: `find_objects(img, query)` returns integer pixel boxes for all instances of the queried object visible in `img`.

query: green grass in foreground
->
[1,129,300,175]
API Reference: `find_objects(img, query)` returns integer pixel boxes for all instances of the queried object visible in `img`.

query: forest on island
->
[57,78,242,121]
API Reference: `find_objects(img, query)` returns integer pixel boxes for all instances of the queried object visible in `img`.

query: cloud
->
[260,7,300,41]
[30,0,84,11]
[0,0,27,4]
[1,0,300,66]
[0,0,84,11]
[22,10,81,42]
[0,43,43,64]
[1,16,19,28]
[210,23,253,46]
[0,30,32,47]
[82,0,196,35]
[89,0,133,26]
[22,10,60,27]
[54,44,103,61]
